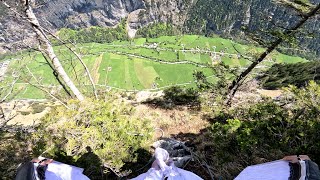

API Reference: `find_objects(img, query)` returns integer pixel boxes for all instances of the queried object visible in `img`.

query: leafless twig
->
[25,65,70,109]
[0,76,20,103]
[42,28,98,99]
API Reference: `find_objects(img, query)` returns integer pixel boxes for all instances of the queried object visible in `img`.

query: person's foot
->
[31,158,53,165]
[283,155,310,163]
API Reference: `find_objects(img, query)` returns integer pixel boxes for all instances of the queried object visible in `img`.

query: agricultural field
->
[0,35,307,99]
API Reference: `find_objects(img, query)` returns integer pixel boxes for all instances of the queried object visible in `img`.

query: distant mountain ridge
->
[0,0,319,58]
[184,0,320,59]
[34,0,192,30]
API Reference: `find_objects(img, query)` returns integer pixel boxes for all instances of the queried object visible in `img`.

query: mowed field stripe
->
[107,53,125,87]
[134,58,158,89]
[92,53,103,84]
[124,58,133,89]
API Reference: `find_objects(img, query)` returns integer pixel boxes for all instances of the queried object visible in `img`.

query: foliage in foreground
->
[195,81,320,179]
[32,99,153,177]
[0,132,33,179]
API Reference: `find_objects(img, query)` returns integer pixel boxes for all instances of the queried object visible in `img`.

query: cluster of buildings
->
[0,61,10,81]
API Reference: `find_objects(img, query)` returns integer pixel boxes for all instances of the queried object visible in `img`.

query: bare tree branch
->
[2,0,85,101]
[43,28,98,99]
[0,76,20,103]
[25,65,70,109]
[20,40,73,97]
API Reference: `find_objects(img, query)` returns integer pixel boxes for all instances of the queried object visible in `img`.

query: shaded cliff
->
[0,0,193,53]
[33,0,193,30]
[34,0,145,28]
[0,0,319,58]
[184,0,320,58]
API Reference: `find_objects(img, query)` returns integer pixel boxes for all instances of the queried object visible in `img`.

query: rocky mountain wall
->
[35,0,145,28]
[0,0,319,58]
[0,0,193,53]
[34,0,193,30]
[185,0,320,58]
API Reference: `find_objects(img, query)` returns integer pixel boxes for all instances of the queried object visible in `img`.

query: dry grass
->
[257,89,283,98]
[132,103,215,179]
[92,53,103,84]
[133,104,209,138]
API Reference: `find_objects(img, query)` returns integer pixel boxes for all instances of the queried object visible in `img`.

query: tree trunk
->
[41,29,98,99]
[23,0,85,101]
[226,3,320,106]
[40,50,72,97]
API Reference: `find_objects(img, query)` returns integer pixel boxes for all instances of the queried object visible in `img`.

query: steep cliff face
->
[133,0,194,28]
[185,0,320,58]
[0,5,34,53]
[35,0,145,28]
[0,0,319,57]
[34,0,193,30]
[0,0,193,53]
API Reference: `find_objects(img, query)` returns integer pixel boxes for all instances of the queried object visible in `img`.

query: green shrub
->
[163,86,200,106]
[204,81,320,178]
[55,19,128,44]
[31,103,46,114]
[32,99,153,174]
[212,96,320,154]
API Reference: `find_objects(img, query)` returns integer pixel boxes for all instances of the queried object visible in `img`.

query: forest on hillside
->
[260,61,320,89]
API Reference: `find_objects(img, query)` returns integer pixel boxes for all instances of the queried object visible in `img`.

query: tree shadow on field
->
[74,147,105,179]
[142,97,201,111]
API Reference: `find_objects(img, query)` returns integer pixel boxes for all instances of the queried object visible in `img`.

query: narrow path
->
[92,53,103,84]
[2,43,253,69]
[12,75,217,92]
[83,50,210,68]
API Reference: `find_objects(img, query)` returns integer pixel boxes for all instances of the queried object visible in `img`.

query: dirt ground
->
[134,104,209,138]
[257,89,283,98]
